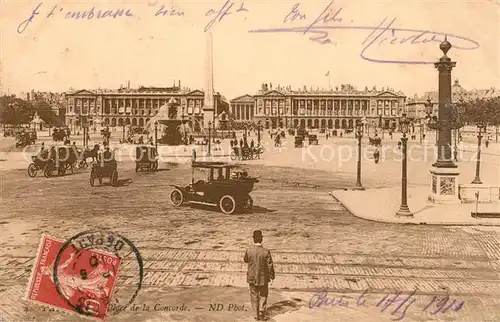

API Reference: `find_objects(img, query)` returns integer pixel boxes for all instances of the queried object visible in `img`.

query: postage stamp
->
[25,234,122,320]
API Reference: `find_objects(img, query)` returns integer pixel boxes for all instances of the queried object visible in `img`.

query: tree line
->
[0,95,62,126]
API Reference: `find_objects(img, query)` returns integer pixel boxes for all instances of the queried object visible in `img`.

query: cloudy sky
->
[1,0,498,99]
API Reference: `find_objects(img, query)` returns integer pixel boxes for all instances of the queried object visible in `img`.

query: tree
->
[461,97,500,126]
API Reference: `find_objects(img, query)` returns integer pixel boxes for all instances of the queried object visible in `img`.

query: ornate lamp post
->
[353,120,365,190]
[426,36,461,204]
[471,122,486,184]
[257,121,262,146]
[154,121,158,149]
[395,113,413,217]
[208,121,212,156]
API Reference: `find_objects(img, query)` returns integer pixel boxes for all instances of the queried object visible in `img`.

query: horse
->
[79,144,100,168]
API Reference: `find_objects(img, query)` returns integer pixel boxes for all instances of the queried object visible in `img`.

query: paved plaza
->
[1,131,500,321]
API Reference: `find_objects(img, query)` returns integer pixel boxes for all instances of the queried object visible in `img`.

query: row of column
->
[72,97,205,115]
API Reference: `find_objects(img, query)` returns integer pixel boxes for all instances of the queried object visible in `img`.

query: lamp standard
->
[353,120,365,190]
[257,121,262,146]
[471,122,486,184]
[208,121,212,156]
[212,121,216,143]
[395,113,413,217]
[154,121,158,149]
[122,124,125,141]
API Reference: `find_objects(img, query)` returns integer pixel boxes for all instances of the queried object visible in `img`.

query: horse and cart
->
[16,131,36,148]
[135,145,159,172]
[230,146,262,161]
[28,146,78,178]
[89,149,119,187]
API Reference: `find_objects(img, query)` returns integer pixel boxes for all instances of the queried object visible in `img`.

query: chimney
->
[127,80,130,89]
[178,80,181,88]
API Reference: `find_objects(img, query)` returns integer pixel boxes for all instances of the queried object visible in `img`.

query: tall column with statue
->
[203,32,215,132]
[428,36,461,204]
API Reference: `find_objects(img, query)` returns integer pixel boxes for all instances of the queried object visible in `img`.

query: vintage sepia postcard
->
[1,0,499,321]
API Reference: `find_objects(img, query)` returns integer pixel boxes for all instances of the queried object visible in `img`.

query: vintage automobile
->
[135,145,159,172]
[28,145,78,178]
[308,134,319,145]
[169,161,259,215]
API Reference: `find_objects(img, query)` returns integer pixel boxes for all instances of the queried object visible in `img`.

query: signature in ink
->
[376,289,417,321]
[248,0,479,64]
[205,0,249,32]
[308,289,352,309]
[309,288,465,321]
[17,2,43,34]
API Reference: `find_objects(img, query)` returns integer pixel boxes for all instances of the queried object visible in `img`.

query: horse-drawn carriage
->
[308,134,319,145]
[230,146,262,161]
[90,151,118,187]
[16,131,36,147]
[135,145,159,172]
[52,128,67,142]
[28,146,78,178]
[169,162,259,215]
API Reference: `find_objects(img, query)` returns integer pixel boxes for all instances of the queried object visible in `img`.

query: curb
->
[329,191,500,227]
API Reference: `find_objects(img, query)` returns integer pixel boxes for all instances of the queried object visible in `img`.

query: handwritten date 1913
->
[205,0,249,32]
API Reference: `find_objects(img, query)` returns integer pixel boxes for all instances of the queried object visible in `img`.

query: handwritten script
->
[309,289,465,321]
[16,1,479,65]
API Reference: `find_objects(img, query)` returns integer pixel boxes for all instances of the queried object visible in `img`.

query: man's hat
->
[253,230,262,238]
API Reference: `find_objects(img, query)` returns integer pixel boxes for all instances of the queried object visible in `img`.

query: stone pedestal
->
[428,166,461,204]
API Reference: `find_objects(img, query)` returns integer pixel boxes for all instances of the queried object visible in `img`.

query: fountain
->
[146,98,184,145]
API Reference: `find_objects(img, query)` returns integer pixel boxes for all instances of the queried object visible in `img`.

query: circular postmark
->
[53,230,143,319]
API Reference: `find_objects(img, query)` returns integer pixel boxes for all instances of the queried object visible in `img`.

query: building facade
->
[231,84,406,130]
[65,85,229,131]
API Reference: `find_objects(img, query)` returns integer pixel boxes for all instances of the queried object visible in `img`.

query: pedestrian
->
[244,230,275,321]
[485,139,489,148]
[374,146,380,164]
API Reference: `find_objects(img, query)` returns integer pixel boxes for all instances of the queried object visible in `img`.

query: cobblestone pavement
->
[1,163,499,321]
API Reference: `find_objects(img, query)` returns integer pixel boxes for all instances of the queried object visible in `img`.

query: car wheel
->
[219,195,236,215]
[170,189,184,207]
[28,163,38,177]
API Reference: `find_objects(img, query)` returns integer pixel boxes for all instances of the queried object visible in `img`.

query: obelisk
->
[203,32,215,130]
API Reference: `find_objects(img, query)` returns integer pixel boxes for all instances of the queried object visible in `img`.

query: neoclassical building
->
[65,84,229,131]
[231,84,407,130]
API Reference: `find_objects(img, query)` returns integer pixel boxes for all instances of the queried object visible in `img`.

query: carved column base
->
[429,166,461,204]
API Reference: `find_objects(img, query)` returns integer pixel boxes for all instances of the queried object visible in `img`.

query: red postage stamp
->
[25,234,122,320]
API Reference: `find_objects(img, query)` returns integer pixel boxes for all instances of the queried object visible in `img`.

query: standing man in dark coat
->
[244,230,275,320]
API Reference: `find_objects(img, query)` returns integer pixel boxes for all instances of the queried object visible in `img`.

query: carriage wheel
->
[219,195,236,215]
[43,164,53,178]
[170,189,184,207]
[111,170,118,186]
[230,151,237,161]
[27,163,38,177]
[90,169,97,187]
